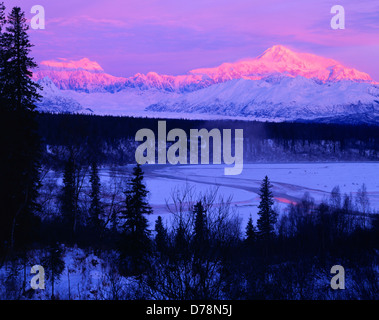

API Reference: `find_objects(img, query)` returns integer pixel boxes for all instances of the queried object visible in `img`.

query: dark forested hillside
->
[36,112,379,167]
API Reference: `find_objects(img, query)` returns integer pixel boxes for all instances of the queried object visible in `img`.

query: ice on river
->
[99,162,379,227]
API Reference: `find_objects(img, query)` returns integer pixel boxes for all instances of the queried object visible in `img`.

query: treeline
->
[37,112,379,144]
[37,112,379,167]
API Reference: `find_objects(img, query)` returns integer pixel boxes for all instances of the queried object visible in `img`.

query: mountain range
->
[33,45,379,124]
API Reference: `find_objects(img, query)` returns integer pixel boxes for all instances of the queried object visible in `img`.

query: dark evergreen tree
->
[0,6,42,111]
[120,164,152,274]
[122,164,152,233]
[60,154,77,236]
[256,176,277,241]
[42,243,65,300]
[0,2,5,77]
[0,1,7,255]
[193,201,207,249]
[174,220,187,257]
[245,215,257,245]
[89,160,102,230]
[0,2,4,31]
[0,2,6,108]
[191,200,210,292]
[0,6,42,253]
[154,216,168,254]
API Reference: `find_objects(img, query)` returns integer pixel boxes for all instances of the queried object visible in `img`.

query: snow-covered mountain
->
[33,57,211,93]
[189,45,373,83]
[34,58,127,93]
[36,77,84,113]
[147,77,379,121]
[33,45,379,123]
[34,45,374,93]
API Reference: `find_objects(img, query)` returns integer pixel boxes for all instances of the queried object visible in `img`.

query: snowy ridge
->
[34,58,127,93]
[36,77,84,113]
[33,45,374,93]
[33,45,379,123]
[40,58,104,73]
[147,77,379,120]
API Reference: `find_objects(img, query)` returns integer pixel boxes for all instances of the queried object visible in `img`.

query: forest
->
[0,3,378,301]
[36,112,379,169]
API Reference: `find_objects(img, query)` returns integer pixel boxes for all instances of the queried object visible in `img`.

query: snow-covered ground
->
[0,247,138,300]
[99,162,379,228]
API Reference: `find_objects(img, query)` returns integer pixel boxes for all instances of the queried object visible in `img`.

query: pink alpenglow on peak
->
[190,45,373,83]
[40,58,104,73]
[34,58,127,92]
[33,46,375,92]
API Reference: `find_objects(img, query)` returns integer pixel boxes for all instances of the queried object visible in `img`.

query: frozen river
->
[100,162,379,227]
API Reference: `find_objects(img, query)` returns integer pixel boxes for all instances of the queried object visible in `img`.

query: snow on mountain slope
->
[40,58,104,72]
[147,76,379,120]
[33,57,210,93]
[34,58,127,92]
[190,45,373,83]
[61,86,179,116]
[125,72,213,92]
[36,77,84,113]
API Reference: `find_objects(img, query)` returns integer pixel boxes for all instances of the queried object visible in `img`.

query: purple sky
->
[7,0,379,80]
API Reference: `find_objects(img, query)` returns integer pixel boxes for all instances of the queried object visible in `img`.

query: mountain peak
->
[34,58,127,92]
[259,45,295,59]
[190,45,372,83]
[40,57,104,73]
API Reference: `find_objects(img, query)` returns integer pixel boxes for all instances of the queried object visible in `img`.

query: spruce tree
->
[122,164,152,233]
[245,215,257,245]
[89,160,102,230]
[0,2,5,79]
[0,1,7,254]
[0,6,42,253]
[60,154,77,236]
[0,2,6,105]
[154,216,168,254]
[42,243,65,300]
[0,6,41,111]
[0,2,4,31]
[120,164,152,273]
[193,201,207,248]
[174,220,187,257]
[256,176,277,241]
[192,200,210,269]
